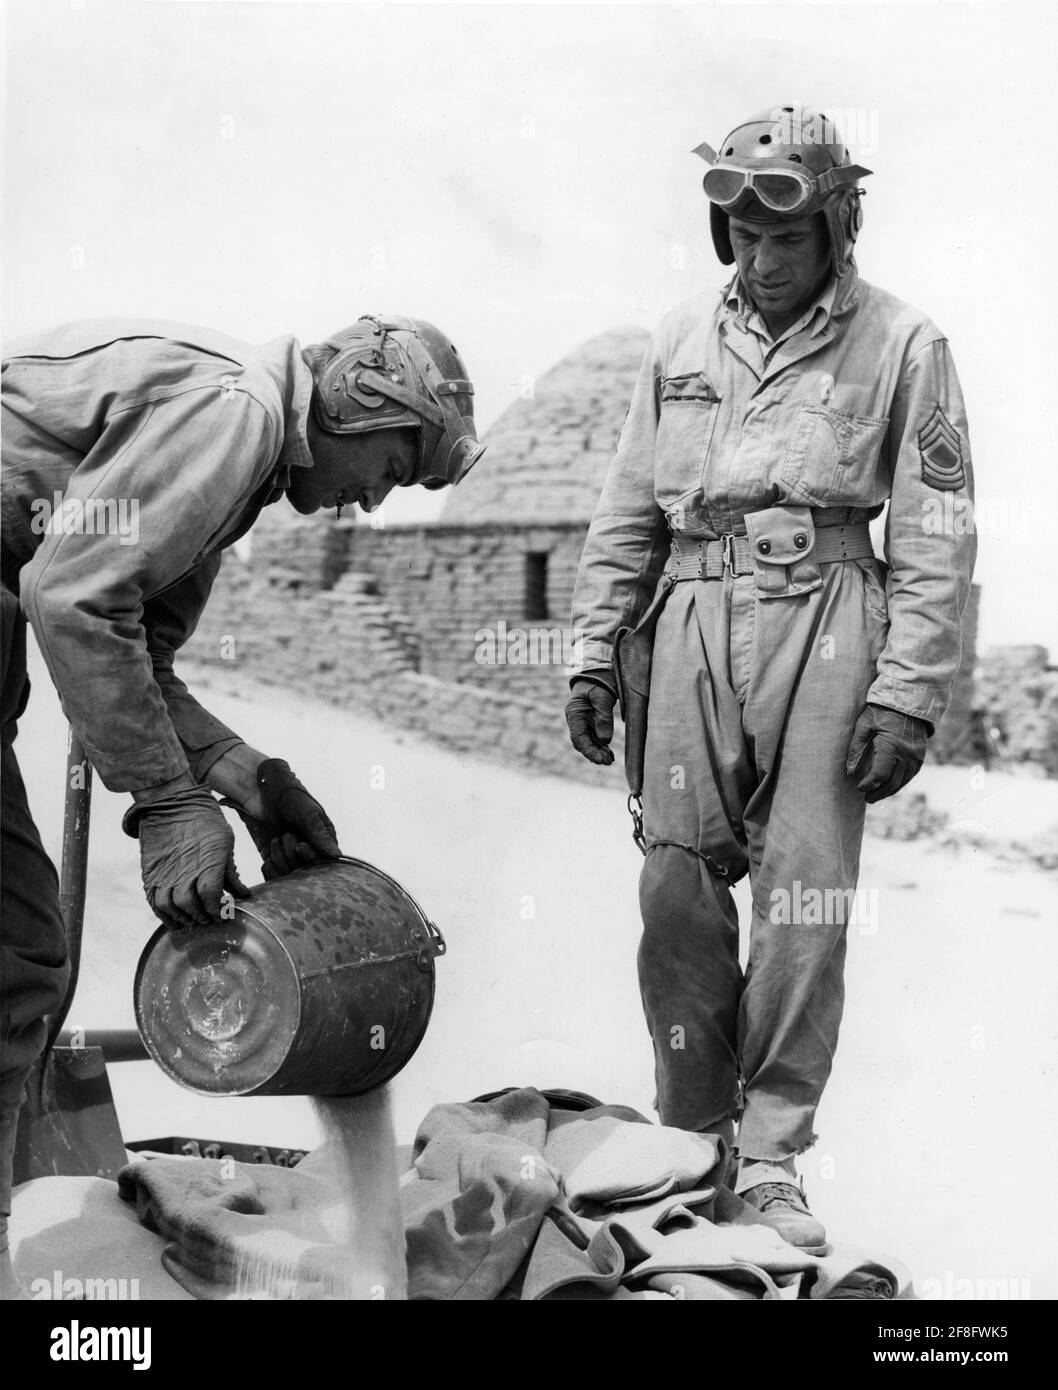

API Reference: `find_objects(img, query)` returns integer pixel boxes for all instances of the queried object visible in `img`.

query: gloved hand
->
[231,758,342,880]
[845,703,931,804]
[123,785,250,929]
[565,672,617,766]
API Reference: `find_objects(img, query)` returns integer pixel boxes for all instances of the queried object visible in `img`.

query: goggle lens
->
[702,167,749,205]
[752,173,809,211]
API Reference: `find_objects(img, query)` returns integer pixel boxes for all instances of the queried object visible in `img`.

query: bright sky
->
[4,0,1055,653]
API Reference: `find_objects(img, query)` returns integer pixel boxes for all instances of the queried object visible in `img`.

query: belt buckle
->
[720,533,735,574]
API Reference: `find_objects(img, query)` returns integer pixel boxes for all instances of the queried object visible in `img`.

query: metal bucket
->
[134,857,445,1097]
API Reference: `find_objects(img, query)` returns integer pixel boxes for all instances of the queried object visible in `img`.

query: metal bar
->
[55,1028,150,1063]
[45,728,93,1052]
[298,949,423,981]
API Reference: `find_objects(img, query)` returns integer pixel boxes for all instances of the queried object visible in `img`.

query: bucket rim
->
[134,916,302,1097]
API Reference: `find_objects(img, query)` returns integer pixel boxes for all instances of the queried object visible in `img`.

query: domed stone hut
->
[443,326,651,527]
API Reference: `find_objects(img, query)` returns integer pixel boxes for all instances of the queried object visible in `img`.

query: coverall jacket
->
[0,319,314,1125]
[570,265,976,1160]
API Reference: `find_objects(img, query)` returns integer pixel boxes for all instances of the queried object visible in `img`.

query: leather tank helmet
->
[694,104,872,276]
[303,315,485,490]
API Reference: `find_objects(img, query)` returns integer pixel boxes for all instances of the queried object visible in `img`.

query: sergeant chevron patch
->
[918,405,966,491]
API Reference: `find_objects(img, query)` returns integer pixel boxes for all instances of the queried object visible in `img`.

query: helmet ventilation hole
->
[725,146,734,155]
[789,153,802,163]
[759,134,772,144]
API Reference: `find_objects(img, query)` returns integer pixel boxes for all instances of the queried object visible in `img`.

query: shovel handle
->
[45,728,93,1050]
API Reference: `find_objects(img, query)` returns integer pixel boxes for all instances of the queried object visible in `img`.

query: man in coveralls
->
[0,314,483,1295]
[565,106,976,1251]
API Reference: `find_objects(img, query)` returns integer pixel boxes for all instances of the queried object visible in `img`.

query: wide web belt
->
[666,521,873,580]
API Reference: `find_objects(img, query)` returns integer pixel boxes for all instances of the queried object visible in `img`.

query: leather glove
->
[565,672,617,766]
[123,786,250,929]
[230,758,342,880]
[845,703,931,804]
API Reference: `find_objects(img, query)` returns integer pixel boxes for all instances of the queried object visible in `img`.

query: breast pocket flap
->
[660,372,720,404]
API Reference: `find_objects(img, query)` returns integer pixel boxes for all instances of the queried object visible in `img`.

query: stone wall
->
[184,509,625,787]
[976,644,1058,776]
[342,521,586,699]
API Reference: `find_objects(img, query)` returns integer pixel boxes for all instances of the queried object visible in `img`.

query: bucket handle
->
[415,919,446,971]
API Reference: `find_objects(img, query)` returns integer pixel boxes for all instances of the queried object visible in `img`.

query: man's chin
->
[285,489,322,516]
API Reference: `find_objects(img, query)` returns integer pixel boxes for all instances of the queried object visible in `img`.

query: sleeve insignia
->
[918,405,966,491]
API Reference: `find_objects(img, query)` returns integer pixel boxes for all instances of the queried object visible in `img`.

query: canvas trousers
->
[637,553,889,1161]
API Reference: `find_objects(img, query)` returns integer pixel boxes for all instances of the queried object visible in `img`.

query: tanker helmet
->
[305,315,484,490]
[694,105,872,276]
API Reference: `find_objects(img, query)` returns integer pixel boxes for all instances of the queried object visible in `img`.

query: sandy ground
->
[12,643,1058,1300]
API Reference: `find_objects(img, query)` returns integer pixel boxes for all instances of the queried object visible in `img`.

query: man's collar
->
[723,263,858,340]
[256,335,315,489]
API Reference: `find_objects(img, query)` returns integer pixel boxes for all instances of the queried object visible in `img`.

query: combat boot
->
[739,1180,829,1256]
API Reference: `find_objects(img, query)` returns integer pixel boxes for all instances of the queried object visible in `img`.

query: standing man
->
[566,106,975,1252]
[0,314,483,1295]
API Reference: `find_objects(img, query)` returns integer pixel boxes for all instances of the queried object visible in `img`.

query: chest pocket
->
[654,372,721,507]
[781,403,889,508]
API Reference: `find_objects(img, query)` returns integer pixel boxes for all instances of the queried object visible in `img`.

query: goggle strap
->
[812,164,874,195]
[353,366,445,428]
